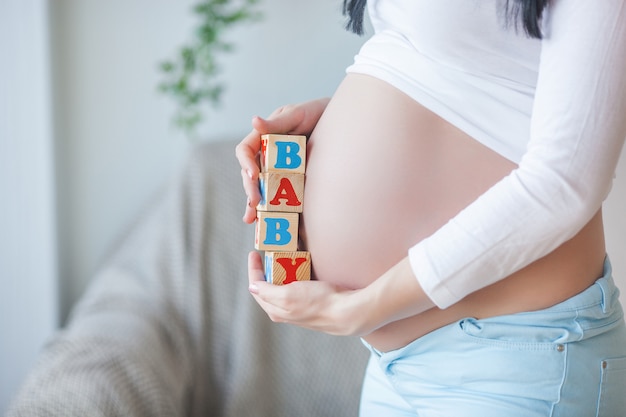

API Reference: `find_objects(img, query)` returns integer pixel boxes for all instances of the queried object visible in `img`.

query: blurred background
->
[0,0,365,411]
[1,0,625,414]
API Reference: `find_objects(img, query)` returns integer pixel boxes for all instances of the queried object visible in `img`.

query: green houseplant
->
[159,0,262,138]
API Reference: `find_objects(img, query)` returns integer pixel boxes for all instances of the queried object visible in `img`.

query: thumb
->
[248,251,266,287]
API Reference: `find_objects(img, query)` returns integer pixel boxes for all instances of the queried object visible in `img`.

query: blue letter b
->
[274,141,302,170]
[263,218,292,246]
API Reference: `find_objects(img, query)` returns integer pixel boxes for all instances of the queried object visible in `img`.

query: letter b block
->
[255,211,299,251]
[260,134,306,174]
[264,251,311,285]
[258,172,304,213]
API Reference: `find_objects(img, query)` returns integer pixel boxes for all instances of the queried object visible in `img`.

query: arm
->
[408,0,626,307]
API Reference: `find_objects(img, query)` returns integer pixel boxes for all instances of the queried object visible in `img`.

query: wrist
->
[355,257,435,335]
[340,286,380,337]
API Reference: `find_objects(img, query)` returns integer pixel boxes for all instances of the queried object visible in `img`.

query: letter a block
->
[260,134,306,174]
[255,211,299,252]
[264,251,311,285]
[258,172,305,213]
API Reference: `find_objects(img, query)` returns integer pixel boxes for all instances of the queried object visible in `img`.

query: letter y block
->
[264,251,311,285]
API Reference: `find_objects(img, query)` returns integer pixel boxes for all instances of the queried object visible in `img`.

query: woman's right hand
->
[235,97,330,224]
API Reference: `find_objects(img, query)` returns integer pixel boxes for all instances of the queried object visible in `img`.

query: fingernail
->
[248,284,259,294]
[247,169,254,179]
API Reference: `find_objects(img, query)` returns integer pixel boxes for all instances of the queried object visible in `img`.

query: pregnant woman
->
[236,1,626,415]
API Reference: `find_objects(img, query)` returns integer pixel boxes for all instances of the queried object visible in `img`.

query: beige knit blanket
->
[7,140,368,417]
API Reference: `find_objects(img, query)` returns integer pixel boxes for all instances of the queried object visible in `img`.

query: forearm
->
[351,257,435,336]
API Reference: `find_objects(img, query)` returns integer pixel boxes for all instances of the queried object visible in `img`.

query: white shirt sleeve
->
[408,0,626,309]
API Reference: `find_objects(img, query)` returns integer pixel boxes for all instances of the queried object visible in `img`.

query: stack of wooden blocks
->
[254,134,311,285]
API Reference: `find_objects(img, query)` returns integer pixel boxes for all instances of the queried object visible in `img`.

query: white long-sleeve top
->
[347,0,626,308]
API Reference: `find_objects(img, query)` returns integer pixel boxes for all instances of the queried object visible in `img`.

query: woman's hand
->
[235,98,330,224]
[246,251,374,336]
[248,252,434,336]
[247,251,437,337]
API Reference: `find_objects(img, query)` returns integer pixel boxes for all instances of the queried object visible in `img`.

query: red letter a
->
[276,257,307,284]
[270,177,302,207]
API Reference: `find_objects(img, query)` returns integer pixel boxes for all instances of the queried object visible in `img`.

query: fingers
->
[247,251,291,322]
[235,129,261,180]
[239,168,259,224]
[247,251,272,302]
[235,128,262,223]
[247,251,265,286]
[247,251,292,306]
[247,250,310,320]
[236,102,310,224]
[253,104,306,136]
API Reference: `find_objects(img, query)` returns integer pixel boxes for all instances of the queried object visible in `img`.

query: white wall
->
[0,0,58,412]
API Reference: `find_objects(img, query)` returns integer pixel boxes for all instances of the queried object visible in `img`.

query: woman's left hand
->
[246,251,372,336]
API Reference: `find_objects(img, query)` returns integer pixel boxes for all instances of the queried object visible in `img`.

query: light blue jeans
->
[360,258,626,417]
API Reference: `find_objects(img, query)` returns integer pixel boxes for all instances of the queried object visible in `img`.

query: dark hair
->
[504,0,549,38]
[343,0,549,39]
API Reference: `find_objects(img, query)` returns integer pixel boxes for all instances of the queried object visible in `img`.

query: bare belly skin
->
[301,74,606,352]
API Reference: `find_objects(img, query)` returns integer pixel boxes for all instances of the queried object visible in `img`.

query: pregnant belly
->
[301,74,516,289]
[301,74,605,351]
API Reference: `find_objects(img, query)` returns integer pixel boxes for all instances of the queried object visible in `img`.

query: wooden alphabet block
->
[255,211,299,252]
[257,172,305,213]
[260,134,306,174]
[264,251,311,285]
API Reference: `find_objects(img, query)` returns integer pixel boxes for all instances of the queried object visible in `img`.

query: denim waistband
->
[363,256,623,358]
[539,256,617,315]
